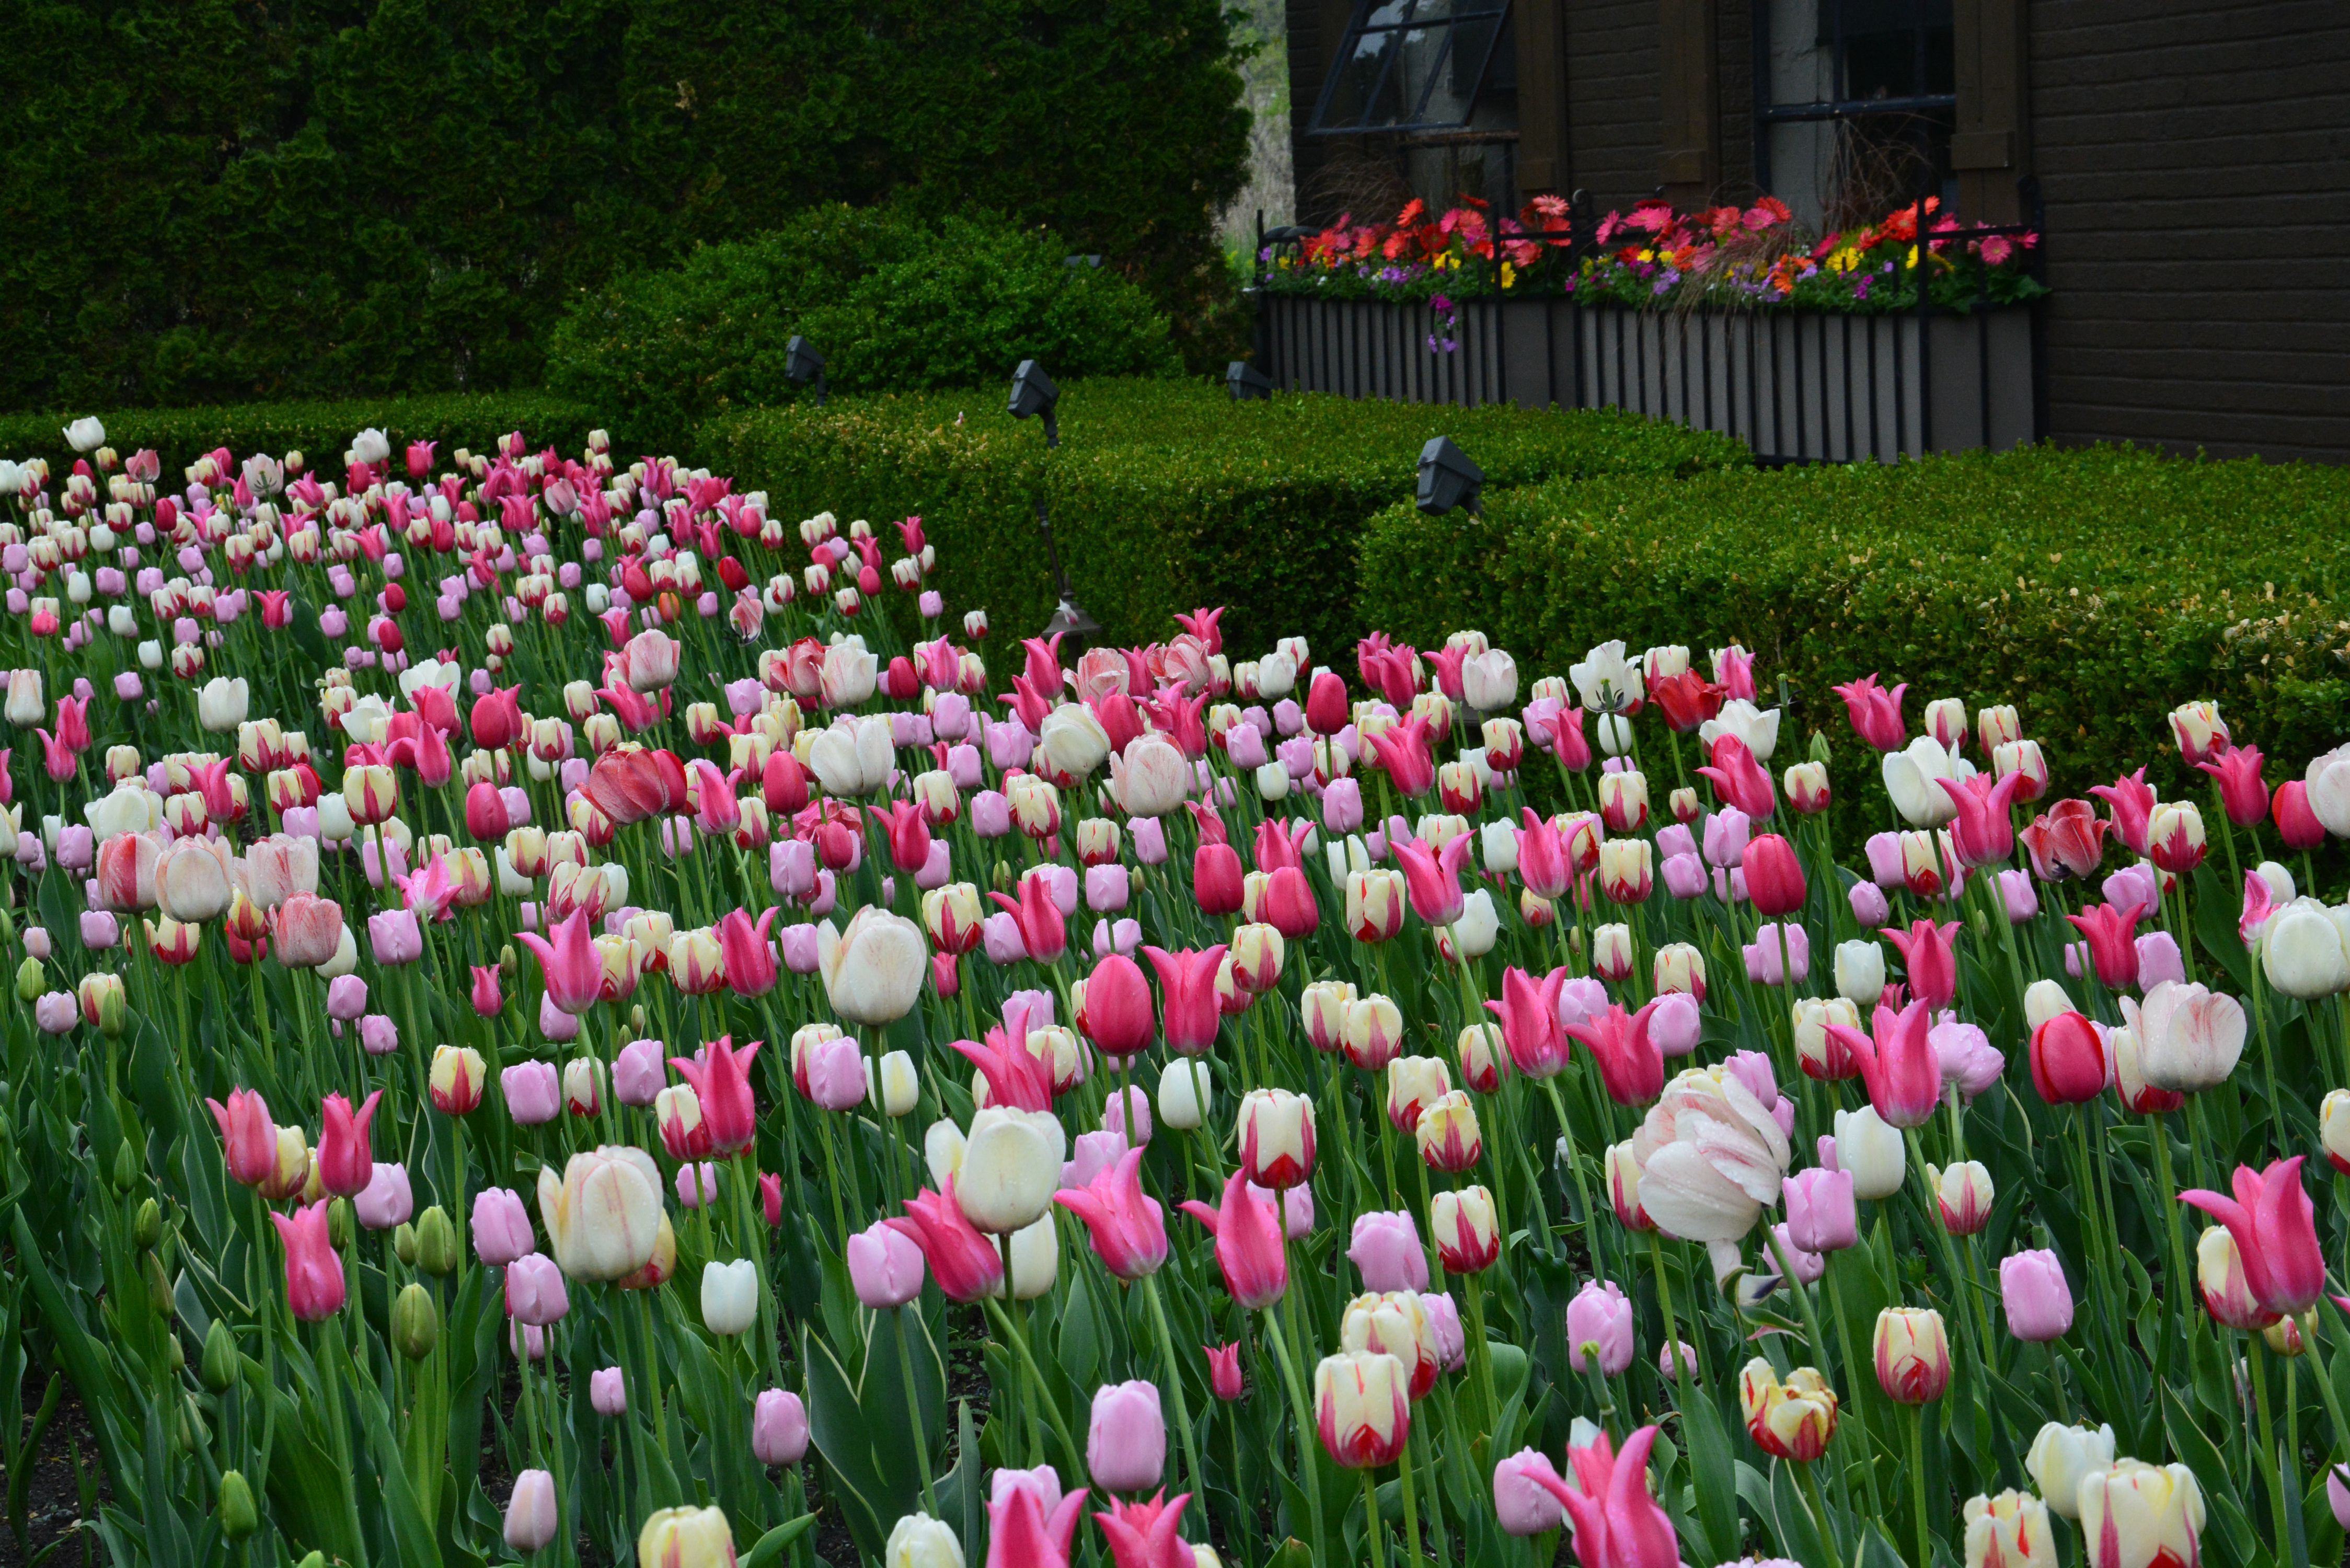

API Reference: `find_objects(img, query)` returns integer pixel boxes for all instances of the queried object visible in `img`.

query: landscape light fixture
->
[1416,435,1484,517]
[1227,361,1274,401]
[785,336,827,408]
[1005,360,1097,641]
[1008,359,1061,447]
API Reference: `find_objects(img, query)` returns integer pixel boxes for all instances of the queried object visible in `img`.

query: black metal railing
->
[1250,181,2047,464]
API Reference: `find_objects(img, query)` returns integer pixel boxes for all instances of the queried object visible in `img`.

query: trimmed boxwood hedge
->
[1356,445,2350,806]
[0,395,601,478]
[702,377,1750,659]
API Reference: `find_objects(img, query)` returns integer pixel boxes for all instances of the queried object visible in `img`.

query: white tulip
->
[1833,940,1885,1007]
[700,1258,759,1336]
[1833,1106,1906,1200]
[1159,1058,1213,1132]
[1882,735,1963,827]
[955,1109,1059,1234]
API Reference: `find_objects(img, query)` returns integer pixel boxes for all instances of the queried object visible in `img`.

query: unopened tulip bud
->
[219,1471,258,1541]
[414,1205,460,1276]
[201,1319,237,1392]
[2263,1307,2317,1357]
[392,1281,440,1360]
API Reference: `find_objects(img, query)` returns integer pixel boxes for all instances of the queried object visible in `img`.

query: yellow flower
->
[1500,262,1517,290]
[1826,248,1862,273]
[1906,245,1920,268]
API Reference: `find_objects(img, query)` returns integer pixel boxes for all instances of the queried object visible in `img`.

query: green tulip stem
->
[1826,1255,1888,1524]
[1544,1078,1605,1282]
[1261,1304,1330,1560]
[1906,1404,1930,1568]
[894,1307,940,1517]
[977,1297,1076,1476]
[1140,1271,1204,1535]
[1646,1232,1687,1398]
[1397,1423,1427,1568]
[1362,1468,1390,1568]
[2249,1333,2293,1555]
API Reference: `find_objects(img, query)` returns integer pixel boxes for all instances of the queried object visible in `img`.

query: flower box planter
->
[1253,292,2042,463]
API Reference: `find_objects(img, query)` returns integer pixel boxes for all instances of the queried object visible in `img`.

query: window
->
[1755,0,1956,230]
[1308,0,1516,135]
[1306,0,1519,211]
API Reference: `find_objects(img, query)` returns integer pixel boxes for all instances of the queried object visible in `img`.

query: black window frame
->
[1752,0,1957,195]
[1306,0,1517,137]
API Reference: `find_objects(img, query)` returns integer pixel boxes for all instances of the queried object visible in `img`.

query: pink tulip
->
[1784,1167,1858,1253]
[354,1162,413,1230]
[590,1367,627,1416]
[1095,1491,1195,1568]
[752,1389,809,1467]
[1536,1425,1680,1568]
[1494,1450,1571,1536]
[1937,770,2026,865]
[1880,919,1961,1009]
[1566,1280,1635,1375]
[316,1090,381,1196]
[1345,1209,1429,1293]
[1563,1001,1666,1107]
[1178,1171,1288,1309]
[888,1184,1006,1303]
[1205,1343,1244,1401]
[1830,673,1908,751]
[472,1187,536,1265]
[269,1201,346,1321]
[1143,944,1227,1056]
[847,1221,927,1308]
[2181,1157,2326,1317]
[614,1039,666,1105]
[206,1088,278,1187]
[2090,766,2157,856]
[1485,965,1567,1077]
[986,1477,1089,1568]
[2064,901,2145,990]
[1055,1147,1168,1281]
[716,906,780,997]
[669,1033,761,1151]
[502,1062,561,1125]
[1999,1248,2074,1341]
[1828,999,1942,1128]
[505,1253,571,1325]
[1087,1381,1167,1493]
[1391,831,1471,927]
[516,908,604,1016]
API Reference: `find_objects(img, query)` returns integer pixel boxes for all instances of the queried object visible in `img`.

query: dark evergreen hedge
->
[0,0,1249,411]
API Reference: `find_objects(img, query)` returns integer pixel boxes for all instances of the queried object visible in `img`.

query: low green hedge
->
[0,394,600,476]
[545,205,1184,456]
[704,377,1750,658]
[1356,445,2350,803]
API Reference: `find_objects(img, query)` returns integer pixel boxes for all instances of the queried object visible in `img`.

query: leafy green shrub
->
[702,377,1750,659]
[0,0,1248,412]
[545,206,1182,453]
[1356,445,2350,804]
[0,395,600,476]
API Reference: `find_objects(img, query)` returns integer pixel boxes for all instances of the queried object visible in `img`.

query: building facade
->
[1284,0,2350,461]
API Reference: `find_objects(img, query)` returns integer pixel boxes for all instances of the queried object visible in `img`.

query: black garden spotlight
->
[1227,361,1274,401]
[785,336,826,408]
[1005,360,1097,640]
[1416,435,1484,516]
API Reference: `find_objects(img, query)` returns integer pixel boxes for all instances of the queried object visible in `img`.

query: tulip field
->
[7,417,2350,1568]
